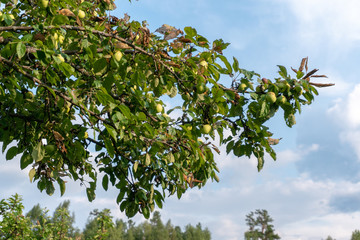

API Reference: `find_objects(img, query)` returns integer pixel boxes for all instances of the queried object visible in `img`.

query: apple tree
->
[0,0,333,218]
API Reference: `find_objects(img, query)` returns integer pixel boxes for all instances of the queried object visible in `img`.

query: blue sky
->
[2,0,360,239]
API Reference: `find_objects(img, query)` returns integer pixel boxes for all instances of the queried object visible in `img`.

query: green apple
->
[199,60,208,69]
[186,125,192,131]
[25,91,34,99]
[39,0,49,8]
[78,10,86,19]
[197,83,206,93]
[238,83,247,91]
[202,124,212,134]
[156,103,163,113]
[114,51,123,62]
[9,14,14,20]
[53,32,58,40]
[277,95,286,104]
[266,92,276,103]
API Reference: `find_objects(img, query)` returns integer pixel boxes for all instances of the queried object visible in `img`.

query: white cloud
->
[328,83,360,161]
[284,0,360,51]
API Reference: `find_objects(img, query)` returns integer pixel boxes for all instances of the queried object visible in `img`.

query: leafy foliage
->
[0,194,211,240]
[351,230,360,240]
[244,209,280,240]
[0,0,332,218]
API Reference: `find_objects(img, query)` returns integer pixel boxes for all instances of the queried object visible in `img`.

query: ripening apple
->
[156,104,163,113]
[266,92,276,103]
[202,124,212,134]
[114,51,123,62]
[78,10,86,19]
[39,0,49,8]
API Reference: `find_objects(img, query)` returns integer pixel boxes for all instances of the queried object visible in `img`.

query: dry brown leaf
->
[115,42,131,49]
[59,9,75,17]
[303,69,319,80]
[309,82,335,87]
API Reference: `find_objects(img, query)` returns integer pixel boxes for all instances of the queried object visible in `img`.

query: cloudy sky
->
[2,0,360,239]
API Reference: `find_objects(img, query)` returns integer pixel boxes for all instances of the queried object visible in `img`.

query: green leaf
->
[52,15,69,25]
[232,57,239,72]
[29,168,36,183]
[119,104,132,119]
[145,153,151,166]
[105,124,117,141]
[277,65,288,78]
[133,161,139,172]
[184,26,197,37]
[86,187,96,202]
[16,42,26,59]
[218,55,232,73]
[20,152,33,169]
[116,190,126,204]
[93,58,108,74]
[57,179,66,196]
[32,141,44,162]
[6,146,18,160]
[102,175,109,191]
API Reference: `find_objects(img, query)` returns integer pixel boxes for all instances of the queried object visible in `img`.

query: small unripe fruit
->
[199,60,208,69]
[262,78,268,84]
[78,10,86,19]
[202,124,212,134]
[25,91,34,99]
[39,0,49,8]
[9,14,15,20]
[277,95,286,104]
[197,84,206,93]
[238,83,247,91]
[114,51,123,62]
[156,104,163,113]
[186,125,192,131]
[53,32,58,40]
[266,92,277,103]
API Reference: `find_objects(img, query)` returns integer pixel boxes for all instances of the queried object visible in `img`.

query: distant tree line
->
[0,194,211,239]
[2,195,359,240]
